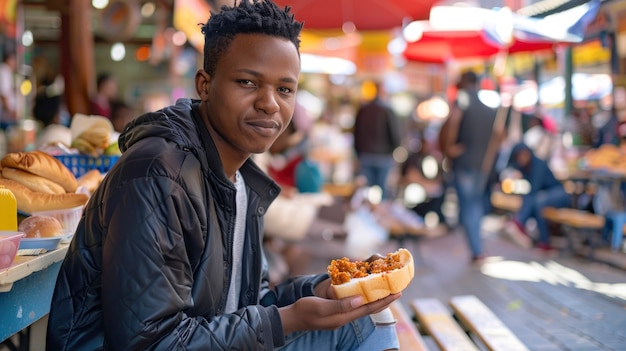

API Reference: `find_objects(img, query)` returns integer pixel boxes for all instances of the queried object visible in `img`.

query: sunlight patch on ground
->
[480,260,626,300]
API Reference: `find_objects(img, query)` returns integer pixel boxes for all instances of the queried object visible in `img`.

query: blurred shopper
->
[259,117,325,281]
[594,106,619,147]
[33,91,71,149]
[266,103,322,194]
[505,143,570,251]
[0,51,18,129]
[109,99,135,133]
[567,107,595,147]
[399,138,446,226]
[441,71,502,262]
[523,114,553,161]
[46,1,399,350]
[90,72,118,119]
[352,81,401,199]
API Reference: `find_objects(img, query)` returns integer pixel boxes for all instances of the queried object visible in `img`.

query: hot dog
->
[327,248,415,303]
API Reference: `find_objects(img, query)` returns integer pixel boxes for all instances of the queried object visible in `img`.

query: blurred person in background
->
[523,114,553,161]
[46,1,400,350]
[567,107,595,147]
[505,143,570,251]
[594,106,619,147]
[352,81,401,199]
[258,117,320,281]
[109,99,135,133]
[33,90,71,150]
[441,71,502,262]
[0,51,18,129]
[398,136,446,227]
[90,72,118,119]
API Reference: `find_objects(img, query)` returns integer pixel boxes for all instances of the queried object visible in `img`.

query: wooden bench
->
[411,295,529,351]
[490,191,522,214]
[389,301,431,351]
[542,207,605,229]
[411,298,479,351]
[542,207,605,256]
[449,295,530,351]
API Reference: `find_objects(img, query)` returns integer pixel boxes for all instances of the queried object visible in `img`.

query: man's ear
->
[195,70,211,100]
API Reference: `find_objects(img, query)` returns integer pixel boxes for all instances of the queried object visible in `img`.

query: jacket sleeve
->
[102,176,281,350]
[259,259,329,308]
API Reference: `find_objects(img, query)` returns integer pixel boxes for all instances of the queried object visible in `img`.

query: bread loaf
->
[0,179,88,213]
[327,248,414,303]
[1,151,78,192]
[19,215,64,238]
[77,169,104,194]
[1,167,66,194]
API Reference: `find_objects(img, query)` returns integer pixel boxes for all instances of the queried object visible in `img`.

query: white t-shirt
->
[224,171,247,313]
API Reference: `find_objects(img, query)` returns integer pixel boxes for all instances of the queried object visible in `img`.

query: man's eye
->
[278,87,294,94]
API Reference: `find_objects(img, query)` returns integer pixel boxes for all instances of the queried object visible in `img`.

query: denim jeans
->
[278,314,399,351]
[357,153,395,199]
[516,186,571,244]
[454,168,489,258]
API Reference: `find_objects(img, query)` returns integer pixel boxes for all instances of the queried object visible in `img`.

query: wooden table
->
[0,244,68,343]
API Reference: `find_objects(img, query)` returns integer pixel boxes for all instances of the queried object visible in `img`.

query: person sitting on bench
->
[505,142,571,251]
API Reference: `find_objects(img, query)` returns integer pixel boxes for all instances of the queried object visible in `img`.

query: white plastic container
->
[32,205,83,237]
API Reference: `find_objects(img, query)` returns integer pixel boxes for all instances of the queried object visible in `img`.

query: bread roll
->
[77,169,104,194]
[0,179,88,213]
[18,215,64,238]
[1,167,66,194]
[1,151,78,192]
[328,248,414,303]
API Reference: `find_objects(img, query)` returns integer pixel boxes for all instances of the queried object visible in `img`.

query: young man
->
[46,1,400,350]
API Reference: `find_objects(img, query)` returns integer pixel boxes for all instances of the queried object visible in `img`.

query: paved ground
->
[299,215,626,351]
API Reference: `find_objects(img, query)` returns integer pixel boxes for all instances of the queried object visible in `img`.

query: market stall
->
[0,245,68,344]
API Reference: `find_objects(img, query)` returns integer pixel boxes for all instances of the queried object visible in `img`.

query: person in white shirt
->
[0,51,18,129]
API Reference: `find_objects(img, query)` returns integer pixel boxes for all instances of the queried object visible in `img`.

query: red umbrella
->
[402,27,557,64]
[403,1,600,64]
[273,0,439,31]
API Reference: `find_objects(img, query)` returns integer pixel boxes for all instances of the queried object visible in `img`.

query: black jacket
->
[46,99,327,350]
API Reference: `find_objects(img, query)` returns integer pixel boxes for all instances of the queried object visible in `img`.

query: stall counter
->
[0,244,67,343]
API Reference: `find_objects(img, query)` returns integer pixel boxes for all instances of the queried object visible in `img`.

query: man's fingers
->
[367,293,402,314]
[339,293,400,315]
[336,296,363,313]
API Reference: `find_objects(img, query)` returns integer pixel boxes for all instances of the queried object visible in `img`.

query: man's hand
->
[313,278,334,299]
[278,293,401,335]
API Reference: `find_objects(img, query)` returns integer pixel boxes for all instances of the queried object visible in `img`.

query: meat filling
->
[328,251,403,285]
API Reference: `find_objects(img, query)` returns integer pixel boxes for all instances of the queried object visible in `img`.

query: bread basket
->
[55,154,119,177]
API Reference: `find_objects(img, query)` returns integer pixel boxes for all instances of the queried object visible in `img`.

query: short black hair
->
[200,0,303,76]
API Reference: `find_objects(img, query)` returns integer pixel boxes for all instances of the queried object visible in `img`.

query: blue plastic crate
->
[55,154,120,177]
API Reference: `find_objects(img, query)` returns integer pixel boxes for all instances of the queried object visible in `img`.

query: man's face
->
[197,33,300,158]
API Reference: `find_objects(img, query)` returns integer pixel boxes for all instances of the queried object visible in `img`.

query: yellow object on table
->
[0,186,17,231]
